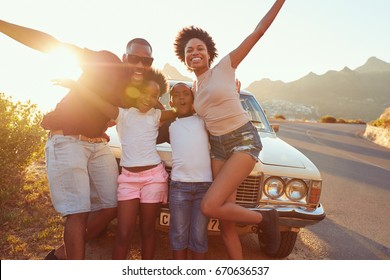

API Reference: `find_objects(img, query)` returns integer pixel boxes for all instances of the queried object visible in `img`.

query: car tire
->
[258,230,298,258]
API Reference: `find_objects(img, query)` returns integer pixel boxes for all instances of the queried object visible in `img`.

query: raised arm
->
[229,0,285,69]
[52,79,119,120]
[0,19,83,57]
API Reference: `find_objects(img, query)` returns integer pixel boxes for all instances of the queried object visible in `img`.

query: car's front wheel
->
[258,230,298,258]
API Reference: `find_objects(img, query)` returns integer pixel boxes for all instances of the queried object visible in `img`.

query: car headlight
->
[264,177,284,199]
[285,179,308,201]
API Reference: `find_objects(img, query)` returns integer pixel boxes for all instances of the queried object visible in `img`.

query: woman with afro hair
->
[173,0,285,259]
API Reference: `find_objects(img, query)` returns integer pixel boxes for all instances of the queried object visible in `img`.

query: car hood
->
[258,133,306,168]
[108,127,311,170]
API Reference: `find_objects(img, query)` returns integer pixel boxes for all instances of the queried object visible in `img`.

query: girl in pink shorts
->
[111,70,176,259]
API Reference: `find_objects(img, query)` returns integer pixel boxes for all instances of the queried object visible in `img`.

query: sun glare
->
[45,46,82,81]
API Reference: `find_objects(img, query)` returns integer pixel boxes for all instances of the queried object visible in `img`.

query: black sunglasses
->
[126,54,154,67]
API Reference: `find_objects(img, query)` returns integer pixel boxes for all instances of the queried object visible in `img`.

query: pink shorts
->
[117,162,168,203]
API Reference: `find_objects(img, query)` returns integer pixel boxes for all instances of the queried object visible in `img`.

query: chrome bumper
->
[251,203,326,228]
[157,204,326,235]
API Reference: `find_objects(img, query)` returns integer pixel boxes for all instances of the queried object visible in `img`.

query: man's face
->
[122,43,153,87]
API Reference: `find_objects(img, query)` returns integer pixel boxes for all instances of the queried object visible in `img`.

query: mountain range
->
[162,57,390,122]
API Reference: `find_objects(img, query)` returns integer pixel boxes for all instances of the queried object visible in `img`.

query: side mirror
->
[271,124,279,133]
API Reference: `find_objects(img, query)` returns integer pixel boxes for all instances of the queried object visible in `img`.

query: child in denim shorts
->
[158,82,212,259]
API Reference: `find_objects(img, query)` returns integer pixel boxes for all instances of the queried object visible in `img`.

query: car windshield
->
[240,94,272,132]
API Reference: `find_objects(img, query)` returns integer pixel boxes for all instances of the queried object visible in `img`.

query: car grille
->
[165,166,261,208]
[236,175,262,207]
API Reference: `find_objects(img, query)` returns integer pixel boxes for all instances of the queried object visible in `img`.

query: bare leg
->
[205,153,280,256]
[86,207,117,240]
[201,153,262,223]
[220,190,244,260]
[63,212,89,260]
[173,249,188,260]
[112,199,139,260]
[49,207,116,260]
[202,154,260,259]
[139,202,161,259]
[191,251,206,260]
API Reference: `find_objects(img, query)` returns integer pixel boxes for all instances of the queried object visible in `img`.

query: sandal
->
[44,249,59,260]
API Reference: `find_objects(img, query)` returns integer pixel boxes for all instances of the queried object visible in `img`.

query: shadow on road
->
[310,218,390,260]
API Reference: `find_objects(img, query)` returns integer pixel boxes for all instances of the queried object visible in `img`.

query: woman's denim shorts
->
[209,122,262,162]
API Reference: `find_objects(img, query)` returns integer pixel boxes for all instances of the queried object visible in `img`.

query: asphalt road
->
[273,121,390,260]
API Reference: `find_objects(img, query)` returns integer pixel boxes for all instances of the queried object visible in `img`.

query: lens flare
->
[126,86,141,99]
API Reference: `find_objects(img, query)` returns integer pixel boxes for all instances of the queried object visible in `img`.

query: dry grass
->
[0,158,64,260]
[0,159,160,260]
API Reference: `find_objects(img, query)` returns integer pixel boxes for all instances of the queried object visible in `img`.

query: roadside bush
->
[337,118,346,123]
[0,93,46,188]
[370,118,390,129]
[348,119,366,125]
[274,114,286,120]
[320,115,337,123]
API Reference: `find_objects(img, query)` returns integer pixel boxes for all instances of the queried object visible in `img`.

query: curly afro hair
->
[174,26,218,70]
[143,68,169,96]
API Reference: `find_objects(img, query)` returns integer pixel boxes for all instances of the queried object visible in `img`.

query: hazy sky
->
[1,0,389,112]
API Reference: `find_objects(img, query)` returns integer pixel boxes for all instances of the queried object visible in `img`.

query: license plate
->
[159,212,220,232]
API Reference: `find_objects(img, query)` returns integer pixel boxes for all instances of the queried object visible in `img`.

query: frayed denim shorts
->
[209,122,262,162]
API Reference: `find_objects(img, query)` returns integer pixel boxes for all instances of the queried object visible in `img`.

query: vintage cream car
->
[107,80,326,258]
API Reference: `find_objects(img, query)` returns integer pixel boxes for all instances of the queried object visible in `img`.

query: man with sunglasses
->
[0,19,155,260]
[123,39,154,89]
